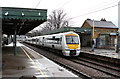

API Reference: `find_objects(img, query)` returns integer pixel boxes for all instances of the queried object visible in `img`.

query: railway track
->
[22,42,92,79]
[77,57,120,72]
[42,53,92,79]
[22,42,120,79]
[67,57,120,78]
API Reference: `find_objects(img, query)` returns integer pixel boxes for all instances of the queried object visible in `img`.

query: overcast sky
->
[0,0,120,29]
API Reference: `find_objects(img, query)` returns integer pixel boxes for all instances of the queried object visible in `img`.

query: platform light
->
[38,12,41,16]
[84,29,87,32]
[22,12,25,16]
[5,12,8,16]
[81,32,84,33]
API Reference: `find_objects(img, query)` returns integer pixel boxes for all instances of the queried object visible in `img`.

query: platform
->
[81,47,120,59]
[2,42,78,78]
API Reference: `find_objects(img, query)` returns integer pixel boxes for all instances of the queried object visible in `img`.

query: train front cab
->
[63,33,80,56]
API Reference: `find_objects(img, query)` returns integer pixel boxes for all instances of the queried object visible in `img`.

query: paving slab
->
[81,47,120,59]
[23,44,78,77]
[2,42,79,78]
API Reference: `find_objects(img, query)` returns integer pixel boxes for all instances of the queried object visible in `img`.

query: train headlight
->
[65,49,69,51]
[76,49,80,51]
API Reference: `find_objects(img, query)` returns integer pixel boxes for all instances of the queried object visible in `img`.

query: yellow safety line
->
[20,46,47,79]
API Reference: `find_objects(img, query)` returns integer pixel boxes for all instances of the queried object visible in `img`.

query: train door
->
[42,37,45,46]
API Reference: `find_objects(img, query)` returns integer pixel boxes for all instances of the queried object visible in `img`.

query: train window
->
[55,38,59,41]
[39,38,41,42]
[59,37,62,45]
[47,38,52,40]
[52,36,55,40]
[60,37,62,41]
[36,39,39,42]
[66,36,79,44]
[32,39,36,41]
[45,37,62,44]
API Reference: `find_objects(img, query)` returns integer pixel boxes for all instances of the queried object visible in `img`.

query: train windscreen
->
[66,35,79,44]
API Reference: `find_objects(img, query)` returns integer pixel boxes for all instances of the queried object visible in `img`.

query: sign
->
[110,33,116,35]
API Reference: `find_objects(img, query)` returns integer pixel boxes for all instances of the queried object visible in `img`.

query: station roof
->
[85,19,118,29]
[1,7,47,35]
[41,27,91,35]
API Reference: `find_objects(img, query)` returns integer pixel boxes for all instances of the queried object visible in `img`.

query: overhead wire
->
[72,4,118,19]
[55,0,119,19]
[79,0,118,14]
[58,0,72,8]
[35,0,42,8]
[34,0,119,30]
[70,1,119,26]
[56,0,68,8]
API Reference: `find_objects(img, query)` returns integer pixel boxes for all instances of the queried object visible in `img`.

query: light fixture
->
[22,12,25,16]
[84,29,87,32]
[5,12,8,16]
[38,12,41,16]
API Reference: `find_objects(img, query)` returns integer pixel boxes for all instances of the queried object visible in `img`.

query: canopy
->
[1,7,47,35]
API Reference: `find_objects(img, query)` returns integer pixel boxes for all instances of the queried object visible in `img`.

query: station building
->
[81,19,118,48]
[41,19,118,49]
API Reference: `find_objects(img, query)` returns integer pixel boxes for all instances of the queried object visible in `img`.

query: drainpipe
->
[116,32,119,53]
[93,19,95,47]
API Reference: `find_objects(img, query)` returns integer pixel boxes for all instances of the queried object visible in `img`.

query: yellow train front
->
[61,32,80,56]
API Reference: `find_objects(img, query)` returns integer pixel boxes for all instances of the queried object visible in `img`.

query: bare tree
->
[26,9,72,36]
[47,9,72,29]
[33,9,73,35]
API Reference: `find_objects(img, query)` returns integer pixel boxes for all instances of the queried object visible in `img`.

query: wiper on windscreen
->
[72,37,77,44]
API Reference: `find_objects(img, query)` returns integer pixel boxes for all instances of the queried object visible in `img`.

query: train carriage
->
[25,32,80,56]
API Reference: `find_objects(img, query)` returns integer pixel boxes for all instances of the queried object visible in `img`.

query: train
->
[25,32,81,56]
[2,34,13,46]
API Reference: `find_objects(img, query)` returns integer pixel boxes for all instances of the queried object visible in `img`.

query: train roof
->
[29,31,78,39]
[40,31,78,37]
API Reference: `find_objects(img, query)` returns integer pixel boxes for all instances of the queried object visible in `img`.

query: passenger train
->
[25,32,80,56]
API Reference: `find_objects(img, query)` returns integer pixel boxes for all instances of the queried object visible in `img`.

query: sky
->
[0,0,120,30]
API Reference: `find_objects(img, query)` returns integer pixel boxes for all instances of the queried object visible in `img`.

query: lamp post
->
[93,19,94,38]
[91,19,95,52]
[116,32,119,53]
[118,1,120,33]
